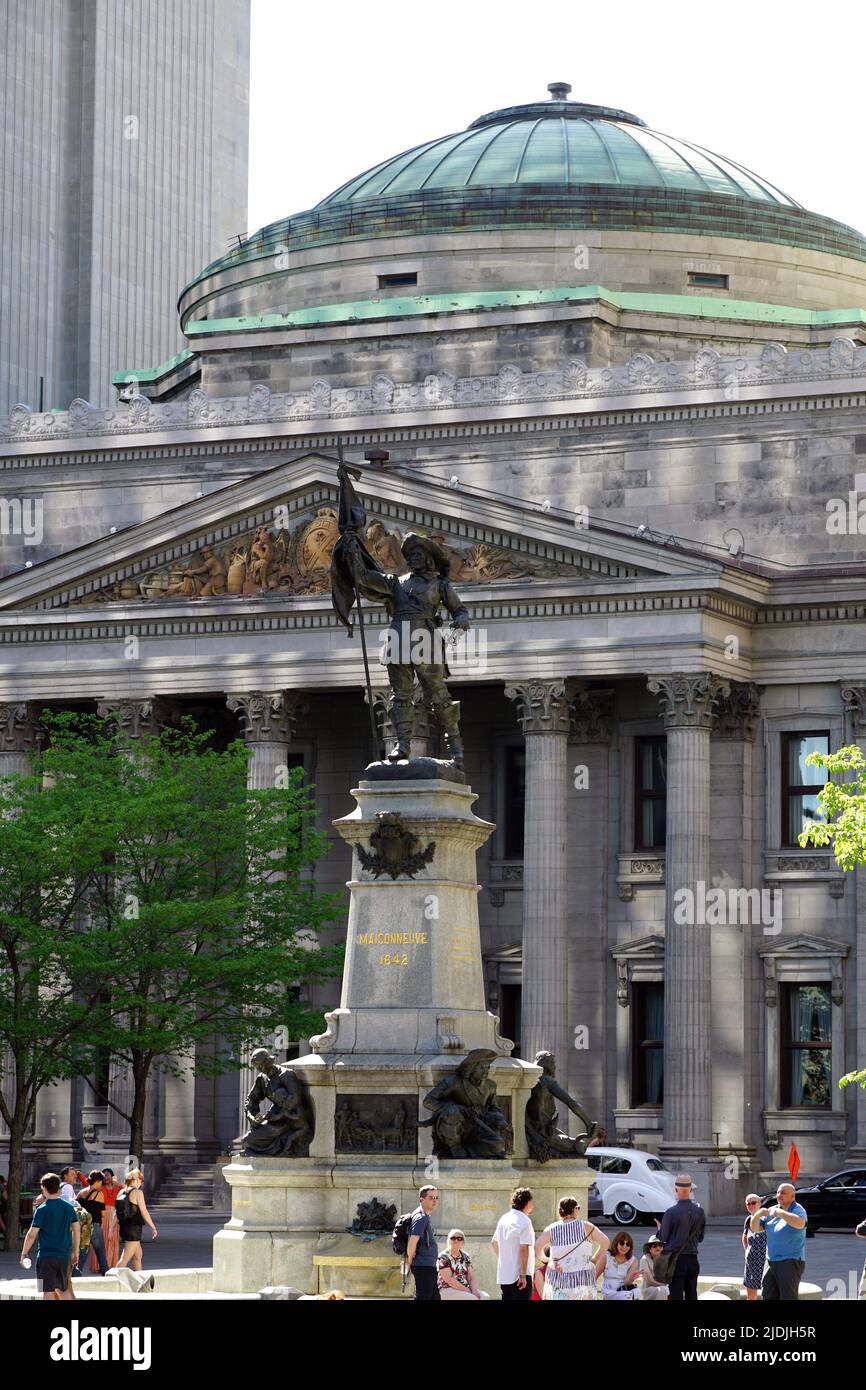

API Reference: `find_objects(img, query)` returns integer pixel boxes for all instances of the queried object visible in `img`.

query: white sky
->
[247,0,866,246]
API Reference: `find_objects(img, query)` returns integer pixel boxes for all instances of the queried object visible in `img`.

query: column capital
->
[569,685,614,745]
[96,697,169,740]
[365,686,394,743]
[713,681,762,741]
[841,681,866,733]
[0,701,42,753]
[505,677,579,735]
[647,673,730,730]
[226,690,308,744]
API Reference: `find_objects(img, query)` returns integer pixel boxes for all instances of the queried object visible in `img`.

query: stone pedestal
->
[213,1157,592,1297]
[213,771,583,1295]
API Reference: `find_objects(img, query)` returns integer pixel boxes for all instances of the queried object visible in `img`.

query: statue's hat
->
[400,531,451,576]
[455,1048,497,1076]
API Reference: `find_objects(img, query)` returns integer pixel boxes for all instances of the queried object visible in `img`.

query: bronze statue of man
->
[422,1049,512,1158]
[525,1050,599,1163]
[238,1048,314,1157]
[346,531,469,765]
[330,460,469,767]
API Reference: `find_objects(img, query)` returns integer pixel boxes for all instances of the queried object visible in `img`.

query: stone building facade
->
[2,88,866,1209]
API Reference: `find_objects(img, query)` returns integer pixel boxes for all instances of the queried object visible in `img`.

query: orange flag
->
[787,1141,800,1184]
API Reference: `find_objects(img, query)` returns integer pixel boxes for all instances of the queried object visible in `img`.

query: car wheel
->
[613,1201,638,1226]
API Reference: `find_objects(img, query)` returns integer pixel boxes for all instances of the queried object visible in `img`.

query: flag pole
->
[337,444,381,757]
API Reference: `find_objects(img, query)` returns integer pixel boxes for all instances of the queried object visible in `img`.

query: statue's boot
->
[434,699,464,768]
[387,698,413,761]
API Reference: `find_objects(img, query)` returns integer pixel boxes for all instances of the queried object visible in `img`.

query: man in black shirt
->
[656,1173,706,1301]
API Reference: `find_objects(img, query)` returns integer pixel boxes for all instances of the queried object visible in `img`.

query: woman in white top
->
[638,1237,669,1301]
[534,1196,609,1301]
[602,1231,640,1300]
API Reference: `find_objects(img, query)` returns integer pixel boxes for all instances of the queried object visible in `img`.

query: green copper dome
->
[317,96,800,208]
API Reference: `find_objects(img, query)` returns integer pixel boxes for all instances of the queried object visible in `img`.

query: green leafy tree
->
[798,742,866,1091]
[0,760,111,1249]
[1,714,343,1234]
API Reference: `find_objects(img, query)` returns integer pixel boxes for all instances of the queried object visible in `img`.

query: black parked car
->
[760,1169,866,1235]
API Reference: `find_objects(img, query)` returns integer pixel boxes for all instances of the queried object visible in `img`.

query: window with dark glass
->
[503,745,526,857]
[377,271,418,288]
[782,732,829,846]
[781,983,831,1107]
[631,981,664,1106]
[688,272,729,289]
[634,736,666,849]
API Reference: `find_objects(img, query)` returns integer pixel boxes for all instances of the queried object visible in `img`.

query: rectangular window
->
[634,736,667,849]
[377,271,418,288]
[782,731,829,846]
[687,271,729,289]
[631,981,664,1106]
[781,983,831,1107]
[503,744,526,857]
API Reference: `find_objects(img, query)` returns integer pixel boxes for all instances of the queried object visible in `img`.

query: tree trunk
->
[128,1056,150,1166]
[4,1113,28,1254]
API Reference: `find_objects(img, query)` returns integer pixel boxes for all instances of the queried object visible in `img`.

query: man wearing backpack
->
[405,1185,440,1300]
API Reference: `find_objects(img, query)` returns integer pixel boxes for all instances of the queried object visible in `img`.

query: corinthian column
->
[97,698,172,1156]
[647,673,729,1156]
[226,690,309,1135]
[841,683,866,1158]
[0,701,42,777]
[505,678,577,1066]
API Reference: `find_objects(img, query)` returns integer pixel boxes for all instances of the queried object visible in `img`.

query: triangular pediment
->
[0,451,721,613]
[758,934,849,959]
[611,933,665,961]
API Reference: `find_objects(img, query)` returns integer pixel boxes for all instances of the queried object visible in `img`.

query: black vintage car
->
[761,1168,866,1235]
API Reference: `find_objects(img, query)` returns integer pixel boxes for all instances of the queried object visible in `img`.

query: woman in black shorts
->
[116,1168,158,1272]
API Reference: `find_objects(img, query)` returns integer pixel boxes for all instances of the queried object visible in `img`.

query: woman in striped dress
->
[535,1196,609,1301]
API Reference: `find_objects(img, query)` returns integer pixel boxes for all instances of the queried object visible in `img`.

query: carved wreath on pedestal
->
[357,812,436,879]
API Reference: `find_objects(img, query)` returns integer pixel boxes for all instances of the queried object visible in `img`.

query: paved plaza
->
[2,1211,862,1297]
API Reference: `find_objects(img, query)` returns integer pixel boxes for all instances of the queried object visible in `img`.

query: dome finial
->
[547,81,572,101]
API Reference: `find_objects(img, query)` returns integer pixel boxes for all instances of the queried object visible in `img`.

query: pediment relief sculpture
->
[69,508,582,606]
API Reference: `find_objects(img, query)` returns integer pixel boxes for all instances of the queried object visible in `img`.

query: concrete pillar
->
[648,674,729,1159]
[711,683,762,1176]
[505,678,577,1067]
[226,691,308,1137]
[0,701,41,779]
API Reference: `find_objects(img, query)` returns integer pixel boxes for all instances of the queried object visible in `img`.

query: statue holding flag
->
[330,456,470,767]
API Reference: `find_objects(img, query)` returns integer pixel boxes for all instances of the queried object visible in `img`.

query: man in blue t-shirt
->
[406,1184,440,1301]
[751,1182,807,1301]
[20,1172,80,1300]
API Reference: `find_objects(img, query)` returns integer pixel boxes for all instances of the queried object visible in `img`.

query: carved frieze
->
[69,508,581,607]
[10,338,865,445]
[335,1096,418,1155]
